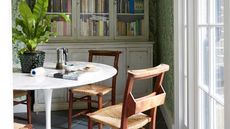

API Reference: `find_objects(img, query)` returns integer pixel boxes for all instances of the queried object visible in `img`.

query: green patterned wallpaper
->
[149,0,174,120]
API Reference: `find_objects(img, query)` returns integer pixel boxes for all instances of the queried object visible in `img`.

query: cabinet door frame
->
[114,0,149,40]
[49,0,149,42]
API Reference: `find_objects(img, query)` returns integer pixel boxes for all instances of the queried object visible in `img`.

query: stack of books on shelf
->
[117,0,144,13]
[51,19,72,36]
[117,19,144,36]
[48,0,72,36]
[48,0,71,13]
[81,0,109,13]
[80,17,109,36]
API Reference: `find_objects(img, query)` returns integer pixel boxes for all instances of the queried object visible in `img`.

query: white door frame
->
[174,0,186,128]
[0,1,13,129]
[224,0,230,128]
[174,0,196,128]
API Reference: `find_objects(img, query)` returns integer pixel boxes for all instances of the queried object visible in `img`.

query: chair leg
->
[98,95,103,129]
[149,107,157,129]
[68,90,73,129]
[88,96,91,112]
[88,117,93,129]
[27,91,32,124]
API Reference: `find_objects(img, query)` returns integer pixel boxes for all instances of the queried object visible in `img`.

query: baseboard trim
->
[160,105,174,129]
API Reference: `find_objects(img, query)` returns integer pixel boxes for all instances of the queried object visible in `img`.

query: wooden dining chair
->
[87,64,169,129]
[13,90,32,124]
[68,50,122,129]
[14,122,32,129]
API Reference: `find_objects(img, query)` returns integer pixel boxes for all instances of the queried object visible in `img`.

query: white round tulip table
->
[13,61,117,129]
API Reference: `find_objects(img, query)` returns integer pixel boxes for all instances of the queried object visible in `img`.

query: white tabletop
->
[13,61,117,90]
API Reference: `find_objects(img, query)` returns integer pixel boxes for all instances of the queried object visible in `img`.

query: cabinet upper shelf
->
[47,0,149,42]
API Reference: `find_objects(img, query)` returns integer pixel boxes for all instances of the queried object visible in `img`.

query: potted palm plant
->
[12,0,69,73]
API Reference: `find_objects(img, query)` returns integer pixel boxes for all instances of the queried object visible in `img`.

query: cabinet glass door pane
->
[116,0,145,37]
[80,0,110,37]
[48,0,72,37]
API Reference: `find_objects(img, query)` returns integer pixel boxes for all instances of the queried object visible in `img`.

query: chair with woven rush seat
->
[13,90,32,124]
[87,64,169,129]
[14,122,32,129]
[68,50,121,129]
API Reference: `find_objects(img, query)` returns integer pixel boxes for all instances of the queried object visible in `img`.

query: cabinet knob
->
[127,65,130,68]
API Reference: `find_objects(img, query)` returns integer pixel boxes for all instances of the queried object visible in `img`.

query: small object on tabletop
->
[30,67,46,77]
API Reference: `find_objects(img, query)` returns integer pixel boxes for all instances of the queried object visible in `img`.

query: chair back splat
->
[88,64,169,129]
[121,64,169,129]
[68,50,121,129]
[88,50,122,105]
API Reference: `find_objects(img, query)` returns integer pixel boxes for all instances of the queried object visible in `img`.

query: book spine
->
[106,20,109,36]
[89,20,94,36]
[134,0,144,13]
[95,21,99,36]
[80,19,84,35]
[117,0,120,13]
[66,21,71,36]
[121,22,126,36]
[104,0,109,13]
[85,0,88,13]
[133,22,136,36]
[56,21,64,36]
[51,21,57,33]
[122,0,125,13]
[67,0,71,12]
[63,22,67,36]
[98,20,104,36]
[129,0,134,13]
[53,0,61,12]
[62,0,68,12]
[81,0,88,13]
[98,0,102,13]
[48,0,53,12]
[88,0,95,13]
[101,0,104,13]
[141,19,144,35]
[127,22,132,36]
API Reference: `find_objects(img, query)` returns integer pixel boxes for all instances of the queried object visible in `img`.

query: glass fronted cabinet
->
[47,0,148,41]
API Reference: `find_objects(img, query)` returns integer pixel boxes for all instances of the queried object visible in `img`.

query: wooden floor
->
[14,109,168,129]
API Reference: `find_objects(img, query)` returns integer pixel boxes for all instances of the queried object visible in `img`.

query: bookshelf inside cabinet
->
[48,0,73,38]
[79,0,111,37]
[116,0,147,39]
[47,0,148,41]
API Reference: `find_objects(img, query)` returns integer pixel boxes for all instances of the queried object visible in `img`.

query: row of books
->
[117,19,144,36]
[80,18,109,36]
[48,0,71,12]
[51,21,72,36]
[81,0,109,13]
[117,0,144,13]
